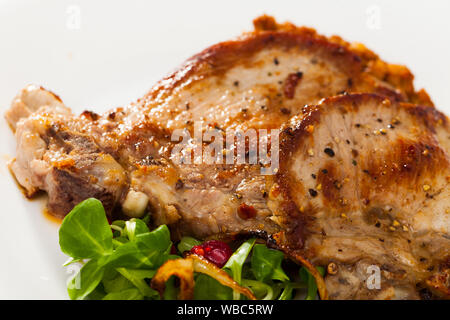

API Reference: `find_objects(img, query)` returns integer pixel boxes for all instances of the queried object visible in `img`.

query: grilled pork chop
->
[5,16,449,299]
[5,16,431,222]
[274,93,449,299]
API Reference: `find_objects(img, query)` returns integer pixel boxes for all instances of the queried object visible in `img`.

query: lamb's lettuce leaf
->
[59,198,112,259]
[251,244,289,282]
[223,238,256,300]
[59,198,325,300]
[103,288,144,300]
[106,225,172,269]
[302,266,325,300]
[177,236,202,253]
[194,274,232,300]
[67,257,106,300]
[59,199,172,300]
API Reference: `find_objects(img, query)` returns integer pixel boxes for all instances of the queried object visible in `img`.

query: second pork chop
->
[274,93,450,299]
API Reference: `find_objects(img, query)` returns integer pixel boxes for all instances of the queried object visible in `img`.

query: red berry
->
[202,240,232,268]
[206,249,230,268]
[190,245,205,256]
[190,240,232,268]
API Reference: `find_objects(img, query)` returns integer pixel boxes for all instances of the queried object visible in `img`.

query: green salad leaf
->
[59,198,326,301]
[106,225,172,269]
[278,282,306,300]
[177,236,202,253]
[300,266,325,300]
[194,274,232,300]
[241,279,274,300]
[59,198,113,259]
[251,244,289,283]
[67,257,106,300]
[103,288,144,300]
[123,219,150,240]
[59,199,174,300]
[223,238,256,300]
[116,268,159,298]
[163,276,178,300]
[102,269,135,294]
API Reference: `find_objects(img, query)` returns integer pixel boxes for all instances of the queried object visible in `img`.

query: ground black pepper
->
[309,189,318,197]
[324,148,335,157]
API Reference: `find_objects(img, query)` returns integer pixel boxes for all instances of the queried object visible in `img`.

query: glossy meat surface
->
[5,16,448,299]
[275,94,449,299]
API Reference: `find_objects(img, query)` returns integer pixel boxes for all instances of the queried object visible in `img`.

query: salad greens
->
[59,198,113,259]
[251,244,290,283]
[223,238,256,300]
[177,236,202,253]
[59,198,324,300]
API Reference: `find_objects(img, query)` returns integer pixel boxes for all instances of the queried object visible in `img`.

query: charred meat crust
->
[277,93,447,240]
[146,15,432,107]
[253,15,432,106]
[275,93,449,299]
[278,93,447,167]
[147,26,361,101]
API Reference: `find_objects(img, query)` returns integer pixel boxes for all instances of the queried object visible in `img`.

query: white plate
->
[0,0,449,299]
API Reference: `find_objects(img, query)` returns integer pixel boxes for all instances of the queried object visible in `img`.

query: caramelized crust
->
[5,16,449,300]
[252,15,433,106]
[144,14,432,120]
[276,93,449,299]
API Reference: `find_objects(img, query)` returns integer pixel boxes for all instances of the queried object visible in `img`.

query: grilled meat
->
[6,16,430,221]
[5,85,127,216]
[5,16,449,299]
[275,94,449,299]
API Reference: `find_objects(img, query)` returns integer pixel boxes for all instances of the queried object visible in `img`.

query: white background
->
[0,0,448,299]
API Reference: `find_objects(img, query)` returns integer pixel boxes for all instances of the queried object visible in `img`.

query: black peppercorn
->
[309,189,318,197]
[324,148,335,157]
